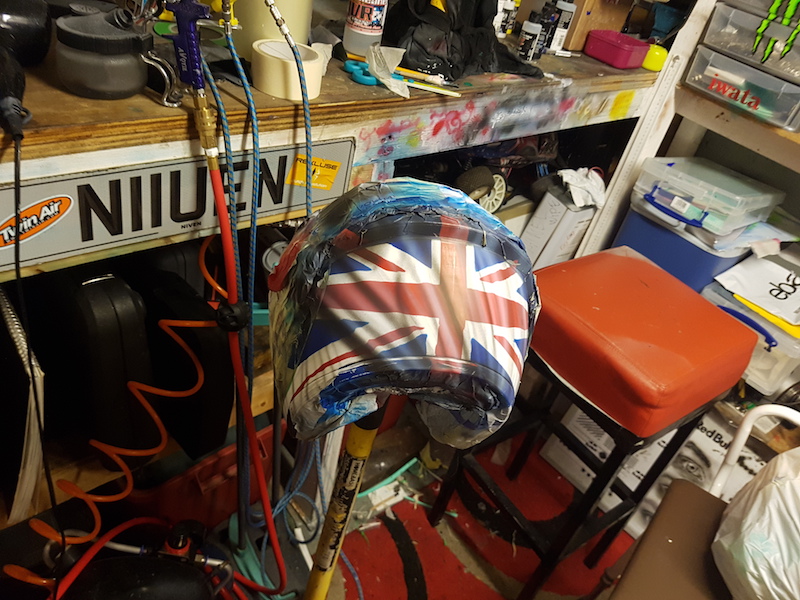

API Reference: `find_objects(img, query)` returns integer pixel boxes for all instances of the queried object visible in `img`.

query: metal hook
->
[141,50,184,108]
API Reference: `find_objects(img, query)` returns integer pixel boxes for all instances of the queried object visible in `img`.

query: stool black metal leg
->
[583,518,629,571]
[428,449,465,526]
[583,412,705,569]
[507,383,559,480]
[517,441,634,600]
[507,428,538,480]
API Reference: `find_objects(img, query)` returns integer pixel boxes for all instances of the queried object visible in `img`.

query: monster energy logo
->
[754,0,800,61]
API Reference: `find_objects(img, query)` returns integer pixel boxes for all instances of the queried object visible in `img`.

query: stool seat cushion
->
[531,248,757,438]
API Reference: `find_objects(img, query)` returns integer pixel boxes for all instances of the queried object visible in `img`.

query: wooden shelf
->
[12,52,657,166]
[674,85,800,173]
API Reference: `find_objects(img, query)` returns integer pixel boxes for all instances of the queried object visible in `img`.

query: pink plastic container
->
[584,30,649,69]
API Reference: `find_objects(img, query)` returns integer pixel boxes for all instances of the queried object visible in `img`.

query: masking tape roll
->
[251,39,322,102]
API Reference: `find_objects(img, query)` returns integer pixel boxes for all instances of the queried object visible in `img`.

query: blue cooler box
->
[613,197,750,291]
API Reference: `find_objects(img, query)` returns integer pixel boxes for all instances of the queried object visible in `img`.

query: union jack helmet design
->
[269,178,539,448]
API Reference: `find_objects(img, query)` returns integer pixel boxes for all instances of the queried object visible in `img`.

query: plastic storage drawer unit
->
[685,45,800,131]
[612,198,750,292]
[584,30,650,69]
[633,156,785,236]
[704,4,800,86]
[702,281,800,396]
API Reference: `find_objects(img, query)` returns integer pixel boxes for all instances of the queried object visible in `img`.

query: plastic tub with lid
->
[702,281,800,396]
[584,30,650,69]
[613,194,751,292]
[633,156,785,236]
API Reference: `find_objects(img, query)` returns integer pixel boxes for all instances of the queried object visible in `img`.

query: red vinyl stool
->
[428,247,757,600]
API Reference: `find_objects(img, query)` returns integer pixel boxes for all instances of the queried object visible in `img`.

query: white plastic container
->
[704,4,800,86]
[343,0,389,57]
[702,281,800,396]
[685,45,800,131]
[549,0,576,52]
[518,20,543,60]
[633,156,785,236]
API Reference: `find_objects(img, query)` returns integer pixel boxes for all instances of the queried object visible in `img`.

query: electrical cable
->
[256,0,314,219]
[207,164,288,595]
[199,235,229,299]
[27,318,217,547]
[6,127,67,595]
[200,59,251,550]
[54,517,168,600]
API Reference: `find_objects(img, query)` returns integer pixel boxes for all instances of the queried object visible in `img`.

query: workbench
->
[0,53,656,281]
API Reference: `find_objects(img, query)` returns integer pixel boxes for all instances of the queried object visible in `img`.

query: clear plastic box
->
[723,0,781,17]
[704,4,800,86]
[685,45,800,131]
[702,281,800,396]
[633,156,785,236]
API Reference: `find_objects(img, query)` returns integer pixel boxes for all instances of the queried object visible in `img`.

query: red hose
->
[55,517,168,600]
[208,167,288,594]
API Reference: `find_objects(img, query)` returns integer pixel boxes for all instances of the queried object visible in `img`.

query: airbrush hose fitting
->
[192,91,219,167]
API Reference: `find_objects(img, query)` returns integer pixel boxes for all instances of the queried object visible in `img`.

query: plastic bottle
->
[548,0,576,52]
[504,0,522,36]
[496,0,516,39]
[517,20,543,61]
[538,2,562,50]
[343,0,389,57]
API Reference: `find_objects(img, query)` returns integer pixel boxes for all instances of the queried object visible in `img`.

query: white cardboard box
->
[539,403,766,538]
[495,195,536,237]
[519,187,596,269]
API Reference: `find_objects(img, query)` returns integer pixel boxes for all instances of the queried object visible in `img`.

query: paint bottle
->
[517,20,543,61]
[504,0,522,36]
[548,0,576,52]
[496,0,515,38]
[538,2,562,50]
[343,0,389,57]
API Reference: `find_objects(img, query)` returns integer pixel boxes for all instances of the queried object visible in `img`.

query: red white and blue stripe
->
[269,179,539,448]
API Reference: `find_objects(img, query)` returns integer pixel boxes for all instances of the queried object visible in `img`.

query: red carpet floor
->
[339,436,635,599]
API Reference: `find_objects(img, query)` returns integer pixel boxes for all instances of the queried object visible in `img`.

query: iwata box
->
[685,45,800,131]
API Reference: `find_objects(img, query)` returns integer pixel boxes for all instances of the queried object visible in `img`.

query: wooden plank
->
[674,86,800,173]
[563,0,636,52]
[15,54,656,166]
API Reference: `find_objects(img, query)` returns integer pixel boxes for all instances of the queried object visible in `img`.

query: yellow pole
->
[303,403,388,600]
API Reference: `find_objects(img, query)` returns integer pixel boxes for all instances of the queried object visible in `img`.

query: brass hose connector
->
[192,91,219,170]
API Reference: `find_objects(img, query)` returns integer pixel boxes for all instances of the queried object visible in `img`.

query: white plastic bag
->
[712,446,800,600]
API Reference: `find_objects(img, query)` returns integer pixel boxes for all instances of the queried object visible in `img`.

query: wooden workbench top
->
[13,51,657,164]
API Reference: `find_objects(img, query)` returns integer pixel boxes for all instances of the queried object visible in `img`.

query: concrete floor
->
[324,515,615,600]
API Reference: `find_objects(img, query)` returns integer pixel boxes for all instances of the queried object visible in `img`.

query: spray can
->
[343,0,389,57]
[517,20,543,61]
[548,0,576,52]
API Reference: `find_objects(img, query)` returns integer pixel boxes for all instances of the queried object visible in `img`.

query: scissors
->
[343,59,404,86]
[343,59,462,97]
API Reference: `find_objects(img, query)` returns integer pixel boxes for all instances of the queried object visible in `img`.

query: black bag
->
[383,0,543,82]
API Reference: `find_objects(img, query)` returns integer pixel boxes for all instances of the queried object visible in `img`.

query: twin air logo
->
[0,196,72,247]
